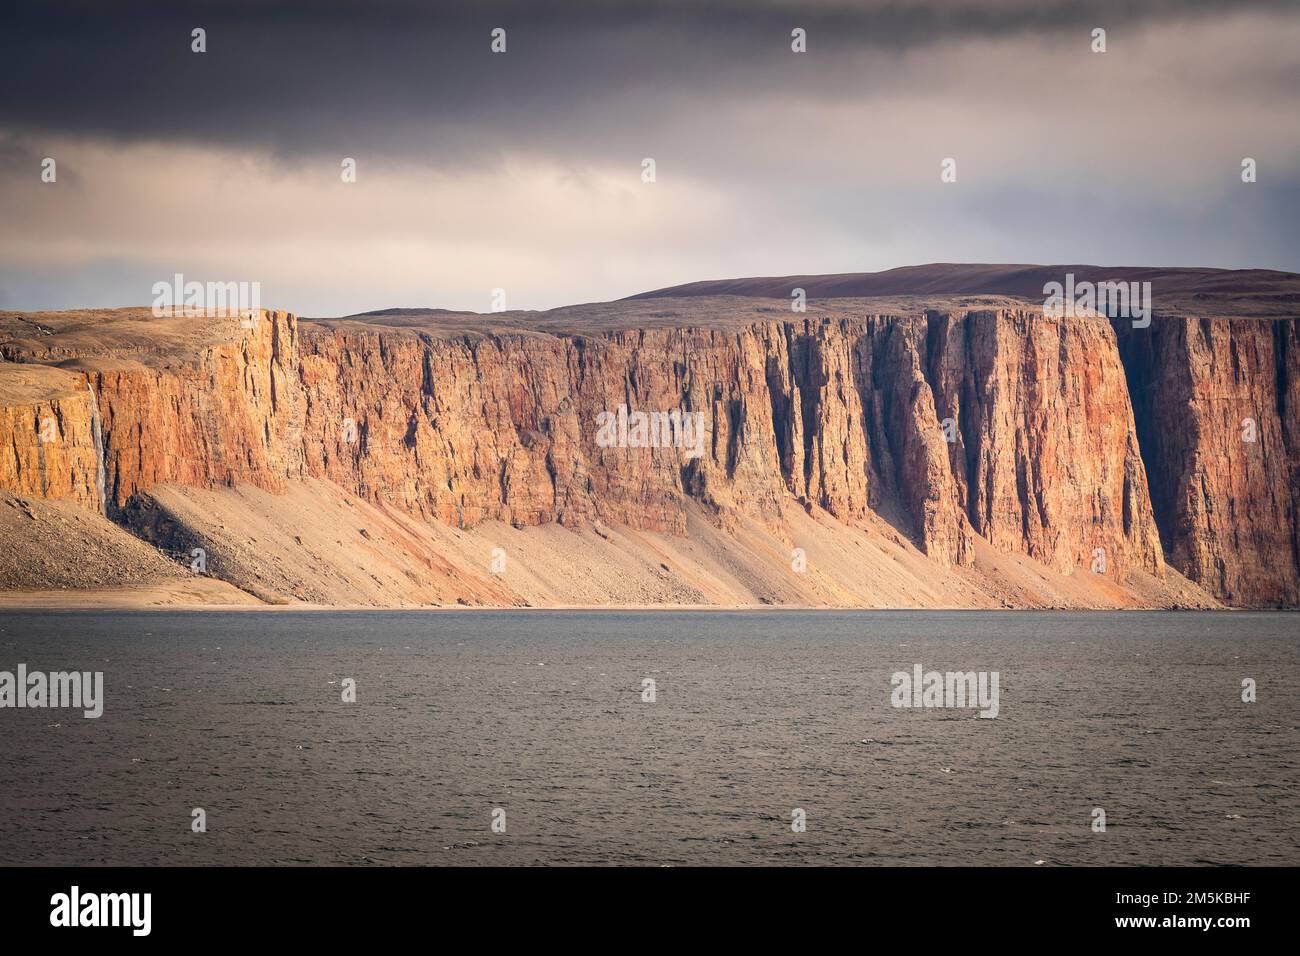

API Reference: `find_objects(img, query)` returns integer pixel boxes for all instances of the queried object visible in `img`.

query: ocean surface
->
[0,610,1296,866]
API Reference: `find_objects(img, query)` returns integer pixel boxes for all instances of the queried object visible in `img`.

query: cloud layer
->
[3,0,1298,312]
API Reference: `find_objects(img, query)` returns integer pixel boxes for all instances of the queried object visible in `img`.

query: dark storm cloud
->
[2,0,1291,163]
[3,0,1297,312]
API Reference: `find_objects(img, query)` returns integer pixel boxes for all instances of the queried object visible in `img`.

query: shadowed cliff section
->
[1115,317,1300,606]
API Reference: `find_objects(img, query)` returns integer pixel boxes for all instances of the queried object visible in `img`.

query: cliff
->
[1116,317,1300,606]
[1,267,1295,608]
[283,308,1161,584]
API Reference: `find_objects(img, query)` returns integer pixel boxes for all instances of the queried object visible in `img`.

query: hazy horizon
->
[11,259,1300,319]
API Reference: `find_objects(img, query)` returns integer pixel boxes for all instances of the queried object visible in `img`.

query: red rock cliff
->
[1117,317,1300,605]
[1,297,1294,606]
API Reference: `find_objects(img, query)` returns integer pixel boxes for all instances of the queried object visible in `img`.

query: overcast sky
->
[2,0,1298,314]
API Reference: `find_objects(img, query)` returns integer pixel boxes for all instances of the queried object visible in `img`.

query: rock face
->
[0,365,105,512]
[0,293,1295,607]
[1116,317,1300,606]
[925,311,1162,579]
[291,310,1159,582]
[85,311,305,509]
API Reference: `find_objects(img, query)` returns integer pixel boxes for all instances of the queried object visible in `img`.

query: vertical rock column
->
[1116,317,1300,606]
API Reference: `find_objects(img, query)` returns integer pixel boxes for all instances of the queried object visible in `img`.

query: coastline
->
[0,593,1267,613]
